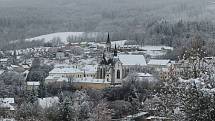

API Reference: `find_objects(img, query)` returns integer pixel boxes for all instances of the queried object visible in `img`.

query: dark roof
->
[100,54,114,65]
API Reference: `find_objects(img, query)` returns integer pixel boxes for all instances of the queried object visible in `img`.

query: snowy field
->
[25,32,107,43]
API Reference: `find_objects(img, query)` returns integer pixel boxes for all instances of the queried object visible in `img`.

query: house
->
[0,98,15,117]
[45,65,97,84]
[26,81,40,91]
[45,64,110,89]
[21,64,30,70]
[148,59,172,69]
[0,58,8,65]
[121,112,149,121]
[0,118,16,121]
[10,65,25,73]
[71,77,111,89]
[0,70,5,75]
[80,42,88,47]
[141,46,173,58]
[56,51,65,60]
[38,97,59,109]
[148,59,175,80]
[136,73,158,82]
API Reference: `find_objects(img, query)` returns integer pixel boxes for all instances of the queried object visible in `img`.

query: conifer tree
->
[58,97,74,121]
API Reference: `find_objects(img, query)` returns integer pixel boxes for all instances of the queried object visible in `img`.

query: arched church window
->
[117,70,120,79]
[100,68,102,79]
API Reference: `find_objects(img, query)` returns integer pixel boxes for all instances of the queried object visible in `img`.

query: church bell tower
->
[106,33,111,52]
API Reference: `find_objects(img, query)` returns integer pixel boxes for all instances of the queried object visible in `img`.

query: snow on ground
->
[111,40,127,47]
[178,77,205,87]
[0,98,15,111]
[141,45,173,51]
[25,32,107,43]
[139,45,173,57]
[0,70,5,75]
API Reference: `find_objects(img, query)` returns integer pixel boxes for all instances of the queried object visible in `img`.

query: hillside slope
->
[0,0,214,47]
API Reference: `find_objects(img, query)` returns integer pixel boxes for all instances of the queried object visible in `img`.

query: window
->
[100,69,103,79]
[117,70,120,79]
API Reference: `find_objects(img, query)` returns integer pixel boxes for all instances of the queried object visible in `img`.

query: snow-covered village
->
[1,0,215,121]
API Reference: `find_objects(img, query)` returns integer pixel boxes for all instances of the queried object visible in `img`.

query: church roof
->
[118,54,147,66]
[148,59,171,66]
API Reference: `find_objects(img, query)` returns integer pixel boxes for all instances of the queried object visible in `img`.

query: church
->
[96,34,147,85]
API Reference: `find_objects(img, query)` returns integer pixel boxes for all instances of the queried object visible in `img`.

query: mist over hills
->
[0,0,214,48]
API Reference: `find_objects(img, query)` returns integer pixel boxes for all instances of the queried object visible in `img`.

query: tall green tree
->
[58,97,75,121]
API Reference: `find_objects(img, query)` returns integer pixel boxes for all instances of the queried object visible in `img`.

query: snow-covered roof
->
[80,42,87,45]
[137,73,153,77]
[45,75,62,80]
[38,97,59,109]
[81,65,97,73]
[49,67,82,74]
[0,70,5,75]
[111,40,127,47]
[80,58,96,65]
[27,81,40,86]
[0,58,8,62]
[0,118,16,121]
[54,64,74,68]
[11,65,19,68]
[118,54,147,66]
[146,116,171,120]
[96,43,106,48]
[73,77,110,84]
[136,73,158,82]
[0,98,14,104]
[22,65,30,69]
[139,45,173,57]
[0,98,15,111]
[23,70,29,74]
[51,77,110,84]
[148,59,171,66]
[178,78,205,85]
[56,77,69,82]
[201,88,215,94]
[126,112,148,118]
[0,103,15,111]
[121,45,139,48]
[141,45,173,51]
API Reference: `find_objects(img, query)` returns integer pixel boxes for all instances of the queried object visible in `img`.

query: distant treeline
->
[0,0,214,51]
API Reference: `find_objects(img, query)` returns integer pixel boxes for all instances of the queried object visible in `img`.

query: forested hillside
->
[0,0,214,49]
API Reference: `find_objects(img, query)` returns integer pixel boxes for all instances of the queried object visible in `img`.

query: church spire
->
[106,33,111,52]
[106,32,111,44]
[114,44,117,56]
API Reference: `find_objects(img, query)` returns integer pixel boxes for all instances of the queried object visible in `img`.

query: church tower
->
[97,33,123,85]
[104,33,112,61]
[114,44,117,57]
[106,33,111,52]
